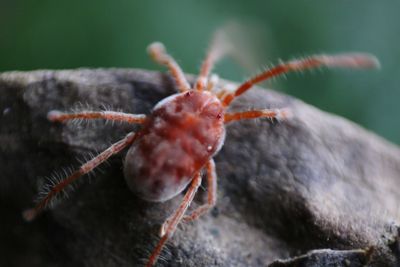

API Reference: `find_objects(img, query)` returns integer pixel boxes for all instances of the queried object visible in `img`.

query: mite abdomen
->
[124,91,225,202]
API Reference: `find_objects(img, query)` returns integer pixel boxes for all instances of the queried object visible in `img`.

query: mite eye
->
[185,91,193,97]
[217,113,222,119]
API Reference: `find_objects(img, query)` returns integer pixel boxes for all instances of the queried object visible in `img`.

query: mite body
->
[23,30,379,267]
[124,90,225,202]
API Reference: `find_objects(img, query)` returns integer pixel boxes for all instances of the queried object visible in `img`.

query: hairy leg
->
[206,74,220,91]
[47,110,147,124]
[148,42,191,92]
[146,172,202,267]
[22,131,139,221]
[195,30,229,91]
[224,108,290,123]
[182,159,217,222]
[222,53,379,106]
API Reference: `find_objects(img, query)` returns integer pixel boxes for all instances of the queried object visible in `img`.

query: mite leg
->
[195,30,230,91]
[22,131,139,222]
[146,173,202,267]
[222,53,380,106]
[47,110,147,124]
[147,42,191,92]
[206,74,219,91]
[224,108,291,124]
[215,89,229,100]
[182,159,217,222]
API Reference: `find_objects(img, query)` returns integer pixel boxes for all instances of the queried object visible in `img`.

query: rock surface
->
[1,69,400,267]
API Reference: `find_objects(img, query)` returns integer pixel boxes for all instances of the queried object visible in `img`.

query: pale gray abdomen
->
[123,140,193,202]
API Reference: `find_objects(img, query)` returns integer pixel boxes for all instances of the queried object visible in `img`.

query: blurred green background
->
[1,1,399,144]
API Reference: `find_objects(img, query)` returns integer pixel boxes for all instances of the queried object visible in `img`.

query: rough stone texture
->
[1,69,400,267]
[269,248,372,267]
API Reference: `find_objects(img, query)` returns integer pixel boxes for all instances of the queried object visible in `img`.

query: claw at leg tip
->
[47,110,63,121]
[276,108,292,121]
[147,42,165,54]
[22,208,36,222]
[159,224,166,237]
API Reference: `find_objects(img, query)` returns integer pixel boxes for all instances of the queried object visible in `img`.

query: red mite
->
[23,30,379,266]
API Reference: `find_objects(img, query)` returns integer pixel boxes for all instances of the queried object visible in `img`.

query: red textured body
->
[124,90,225,202]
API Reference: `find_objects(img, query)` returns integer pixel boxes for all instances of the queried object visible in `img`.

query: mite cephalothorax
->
[23,30,379,266]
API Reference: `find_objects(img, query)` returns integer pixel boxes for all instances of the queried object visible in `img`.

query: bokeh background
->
[1,0,399,144]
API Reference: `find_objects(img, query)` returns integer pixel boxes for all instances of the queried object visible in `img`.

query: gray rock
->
[269,248,372,267]
[1,69,399,267]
